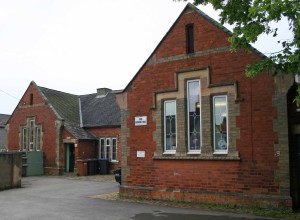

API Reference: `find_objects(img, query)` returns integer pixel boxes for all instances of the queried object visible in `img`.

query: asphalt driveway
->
[0,176,275,220]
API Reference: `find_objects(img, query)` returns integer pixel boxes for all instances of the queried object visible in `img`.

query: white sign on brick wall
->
[135,116,147,126]
[137,151,145,158]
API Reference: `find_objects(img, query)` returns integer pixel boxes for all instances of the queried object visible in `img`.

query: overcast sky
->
[0,0,292,115]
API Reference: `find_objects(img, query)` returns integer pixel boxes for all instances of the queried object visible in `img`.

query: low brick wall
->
[120,186,292,209]
[0,152,22,190]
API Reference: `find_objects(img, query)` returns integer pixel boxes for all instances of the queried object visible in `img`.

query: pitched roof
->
[80,90,121,128]
[0,114,10,128]
[37,86,94,139]
[36,85,120,140]
[38,86,80,125]
[65,124,96,140]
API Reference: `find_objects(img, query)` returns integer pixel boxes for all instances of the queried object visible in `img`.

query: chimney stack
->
[96,88,111,97]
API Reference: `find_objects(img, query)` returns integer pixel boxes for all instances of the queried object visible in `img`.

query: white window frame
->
[99,138,105,159]
[213,95,228,154]
[111,138,117,162]
[187,79,201,154]
[29,119,34,151]
[35,127,41,151]
[164,100,177,154]
[99,137,118,161]
[106,138,111,159]
[21,127,27,151]
[20,118,42,151]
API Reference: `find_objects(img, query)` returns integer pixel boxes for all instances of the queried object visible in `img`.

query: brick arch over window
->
[152,67,240,160]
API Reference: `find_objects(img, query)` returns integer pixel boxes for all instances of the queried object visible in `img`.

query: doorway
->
[288,84,300,210]
[65,143,75,172]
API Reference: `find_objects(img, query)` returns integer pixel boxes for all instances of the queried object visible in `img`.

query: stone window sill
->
[163,151,176,155]
[153,152,240,161]
[187,151,201,155]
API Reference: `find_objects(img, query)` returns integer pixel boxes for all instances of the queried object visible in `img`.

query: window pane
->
[100,139,105,159]
[213,96,228,151]
[112,138,117,161]
[21,128,27,151]
[164,100,176,151]
[186,24,194,54]
[30,93,33,105]
[188,80,201,151]
[106,138,110,160]
[35,127,41,151]
[29,120,34,151]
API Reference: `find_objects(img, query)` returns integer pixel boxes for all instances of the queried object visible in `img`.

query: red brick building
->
[6,81,121,175]
[117,4,298,209]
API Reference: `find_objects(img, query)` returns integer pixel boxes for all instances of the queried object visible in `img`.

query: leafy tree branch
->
[176,0,300,102]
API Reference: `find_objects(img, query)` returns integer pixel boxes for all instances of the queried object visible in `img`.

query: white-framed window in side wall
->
[112,138,117,161]
[213,95,228,153]
[99,138,105,159]
[106,138,110,159]
[29,119,34,151]
[164,100,177,154]
[21,128,27,151]
[187,80,201,153]
[99,137,118,162]
[20,118,42,151]
[35,127,41,151]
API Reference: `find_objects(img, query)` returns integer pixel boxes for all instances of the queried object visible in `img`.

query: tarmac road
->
[0,176,275,220]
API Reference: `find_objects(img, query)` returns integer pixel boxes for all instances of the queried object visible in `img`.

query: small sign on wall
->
[135,116,147,126]
[137,151,145,158]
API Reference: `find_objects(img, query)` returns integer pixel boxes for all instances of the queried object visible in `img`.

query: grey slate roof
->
[37,85,120,140]
[0,114,10,128]
[0,114,10,149]
[65,124,96,140]
[39,87,80,126]
[38,86,94,139]
[80,91,121,127]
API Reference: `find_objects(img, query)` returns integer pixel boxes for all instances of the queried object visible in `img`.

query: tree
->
[178,0,300,102]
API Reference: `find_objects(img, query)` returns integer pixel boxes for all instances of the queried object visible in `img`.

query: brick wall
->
[77,140,97,159]
[87,127,121,171]
[7,82,61,175]
[118,7,292,208]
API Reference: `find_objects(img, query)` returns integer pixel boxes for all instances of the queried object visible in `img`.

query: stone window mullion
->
[176,98,186,155]
[227,93,239,156]
[200,95,213,155]
[153,101,163,156]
